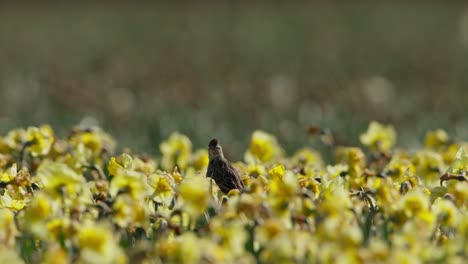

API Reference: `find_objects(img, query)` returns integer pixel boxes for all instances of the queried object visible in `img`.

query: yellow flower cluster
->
[0,122,467,263]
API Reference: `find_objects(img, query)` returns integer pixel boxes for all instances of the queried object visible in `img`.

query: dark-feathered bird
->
[206,139,245,194]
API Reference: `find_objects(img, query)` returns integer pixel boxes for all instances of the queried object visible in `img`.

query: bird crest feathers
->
[209,138,219,148]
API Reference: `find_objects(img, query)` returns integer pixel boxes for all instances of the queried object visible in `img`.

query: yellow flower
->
[269,170,298,214]
[442,143,466,165]
[178,175,210,217]
[247,164,267,178]
[78,223,126,264]
[412,150,444,183]
[432,199,460,227]
[0,191,27,211]
[42,245,68,264]
[112,194,151,228]
[374,178,399,212]
[424,129,449,150]
[47,217,75,241]
[268,164,285,180]
[156,233,230,263]
[398,189,429,218]
[132,157,157,175]
[447,182,468,207]
[389,250,422,264]
[320,187,352,217]
[2,128,27,151]
[69,127,116,156]
[335,147,366,173]
[24,192,57,239]
[0,164,17,183]
[291,148,324,168]
[459,215,468,239]
[25,192,53,222]
[0,246,24,263]
[446,146,468,175]
[210,218,247,258]
[63,143,93,172]
[335,147,366,188]
[36,160,85,199]
[148,172,174,199]
[245,130,282,163]
[383,157,415,180]
[0,208,18,247]
[160,132,192,171]
[156,233,201,264]
[360,121,396,152]
[107,153,133,176]
[189,149,209,171]
[26,125,55,157]
[109,169,151,201]
[256,218,286,244]
[298,174,320,197]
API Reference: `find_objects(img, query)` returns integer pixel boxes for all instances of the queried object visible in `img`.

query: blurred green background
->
[1,2,468,159]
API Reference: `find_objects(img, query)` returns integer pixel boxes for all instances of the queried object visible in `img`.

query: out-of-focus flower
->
[446,182,468,207]
[112,194,151,229]
[42,245,68,264]
[446,146,468,175]
[24,192,53,222]
[210,218,247,258]
[3,123,468,263]
[109,169,151,201]
[160,132,192,171]
[36,160,86,200]
[25,125,55,157]
[24,192,58,239]
[77,223,127,264]
[424,129,449,150]
[245,130,282,163]
[319,187,352,218]
[0,208,18,247]
[178,175,210,217]
[0,246,24,263]
[335,147,366,188]
[246,164,267,178]
[383,157,415,180]
[156,234,200,263]
[442,143,468,165]
[396,189,430,220]
[374,177,399,212]
[269,170,298,216]
[268,164,285,180]
[189,149,209,171]
[69,127,116,156]
[360,121,396,152]
[63,143,93,172]
[412,150,444,184]
[432,198,460,227]
[336,147,366,175]
[132,157,157,175]
[256,218,286,245]
[388,250,422,264]
[156,233,230,264]
[291,148,324,168]
[1,128,27,152]
[47,217,76,242]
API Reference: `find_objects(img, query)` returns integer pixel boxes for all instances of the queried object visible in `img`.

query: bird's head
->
[208,138,224,159]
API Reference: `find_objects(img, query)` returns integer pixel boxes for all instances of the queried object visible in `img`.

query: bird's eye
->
[216,146,221,150]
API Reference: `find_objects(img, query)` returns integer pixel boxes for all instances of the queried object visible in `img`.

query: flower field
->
[0,122,467,263]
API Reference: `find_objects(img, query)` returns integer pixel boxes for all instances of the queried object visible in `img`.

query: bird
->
[206,139,245,194]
